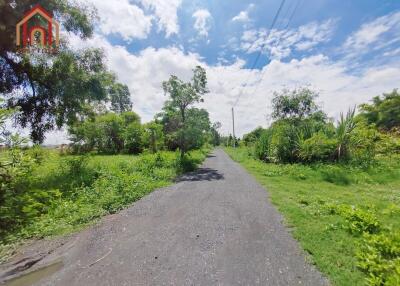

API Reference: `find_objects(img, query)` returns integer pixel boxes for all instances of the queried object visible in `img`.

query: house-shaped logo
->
[16,4,59,52]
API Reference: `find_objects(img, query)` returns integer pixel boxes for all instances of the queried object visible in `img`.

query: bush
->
[254,130,272,161]
[299,132,337,162]
[271,122,302,163]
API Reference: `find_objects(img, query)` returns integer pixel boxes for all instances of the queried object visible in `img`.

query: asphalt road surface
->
[4,149,328,286]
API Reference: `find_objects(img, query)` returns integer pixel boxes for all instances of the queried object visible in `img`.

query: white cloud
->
[87,0,153,41]
[192,9,212,37]
[62,34,400,144]
[343,11,400,55]
[232,4,254,22]
[240,19,337,59]
[139,0,182,37]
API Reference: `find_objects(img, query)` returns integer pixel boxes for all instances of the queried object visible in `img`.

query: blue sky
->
[105,0,400,67]
[48,0,400,144]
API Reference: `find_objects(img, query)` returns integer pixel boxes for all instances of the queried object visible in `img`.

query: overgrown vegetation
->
[230,87,400,285]
[0,147,210,262]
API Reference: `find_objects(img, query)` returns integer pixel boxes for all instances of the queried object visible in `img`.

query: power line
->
[233,0,287,108]
[248,0,302,100]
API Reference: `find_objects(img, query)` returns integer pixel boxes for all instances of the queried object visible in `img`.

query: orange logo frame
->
[16,4,59,52]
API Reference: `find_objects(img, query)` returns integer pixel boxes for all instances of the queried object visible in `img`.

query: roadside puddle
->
[2,260,63,286]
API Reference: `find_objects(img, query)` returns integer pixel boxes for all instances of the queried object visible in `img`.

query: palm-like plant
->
[336,107,357,161]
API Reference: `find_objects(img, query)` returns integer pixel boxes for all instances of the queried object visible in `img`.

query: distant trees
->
[69,111,142,154]
[358,89,400,131]
[162,66,209,158]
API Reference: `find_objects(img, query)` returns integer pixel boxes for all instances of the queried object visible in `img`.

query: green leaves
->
[69,111,142,154]
[357,232,400,285]
[161,66,210,157]
[271,87,320,120]
[359,89,400,131]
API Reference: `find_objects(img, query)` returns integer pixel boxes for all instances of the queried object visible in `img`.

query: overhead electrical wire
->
[232,0,287,107]
[249,0,302,98]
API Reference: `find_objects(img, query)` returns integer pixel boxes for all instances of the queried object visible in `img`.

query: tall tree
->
[0,1,131,143]
[162,66,209,158]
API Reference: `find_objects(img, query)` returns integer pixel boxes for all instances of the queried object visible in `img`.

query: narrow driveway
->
[11,149,327,285]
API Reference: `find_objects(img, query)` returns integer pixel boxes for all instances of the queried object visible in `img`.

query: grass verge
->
[225,146,400,286]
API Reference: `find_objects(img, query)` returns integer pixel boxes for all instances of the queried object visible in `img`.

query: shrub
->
[349,122,379,166]
[269,121,301,163]
[299,132,337,162]
[254,130,272,161]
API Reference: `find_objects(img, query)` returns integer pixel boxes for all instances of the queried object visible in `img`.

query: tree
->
[210,122,222,146]
[272,87,320,121]
[162,66,209,158]
[243,127,265,146]
[142,121,164,153]
[358,89,400,131]
[69,111,142,154]
[0,1,131,143]
[110,83,132,113]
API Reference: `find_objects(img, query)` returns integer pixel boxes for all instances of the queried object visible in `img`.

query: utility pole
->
[231,107,236,148]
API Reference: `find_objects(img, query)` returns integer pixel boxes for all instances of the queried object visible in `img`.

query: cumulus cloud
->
[342,11,400,58]
[63,34,400,143]
[232,4,254,22]
[192,9,212,37]
[240,19,337,59]
[87,0,153,41]
[139,0,182,37]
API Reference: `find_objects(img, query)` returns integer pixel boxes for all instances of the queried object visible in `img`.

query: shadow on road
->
[176,168,224,182]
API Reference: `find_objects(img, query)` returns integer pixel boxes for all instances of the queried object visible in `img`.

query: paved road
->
[6,149,327,286]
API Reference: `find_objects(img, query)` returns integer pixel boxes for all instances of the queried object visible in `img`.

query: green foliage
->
[299,132,337,162]
[0,148,209,259]
[0,2,131,143]
[162,66,209,157]
[69,111,143,154]
[210,122,222,146]
[254,129,272,161]
[357,232,400,286]
[329,204,380,234]
[251,87,388,165]
[336,107,357,161]
[142,121,164,153]
[320,165,353,185]
[359,89,400,131]
[271,87,320,120]
[243,127,266,146]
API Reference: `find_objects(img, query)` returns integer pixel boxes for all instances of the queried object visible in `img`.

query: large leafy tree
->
[0,1,131,143]
[162,66,209,157]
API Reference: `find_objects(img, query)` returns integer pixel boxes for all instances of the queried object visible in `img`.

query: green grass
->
[0,148,210,263]
[225,146,400,286]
